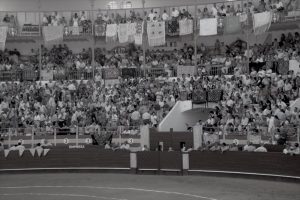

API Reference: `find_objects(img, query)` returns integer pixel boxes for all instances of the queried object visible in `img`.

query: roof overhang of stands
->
[0,0,230,11]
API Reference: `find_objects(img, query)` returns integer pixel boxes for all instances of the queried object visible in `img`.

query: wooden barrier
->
[1,149,300,178]
[136,151,182,173]
[149,129,193,151]
[189,151,300,177]
[0,148,130,170]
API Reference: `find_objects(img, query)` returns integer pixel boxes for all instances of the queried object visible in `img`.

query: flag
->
[106,24,118,43]
[167,20,179,36]
[253,11,272,35]
[224,16,241,34]
[95,23,106,36]
[199,18,218,36]
[147,21,165,47]
[19,148,25,157]
[134,21,144,45]
[37,148,43,157]
[43,149,50,157]
[43,26,64,45]
[29,148,36,157]
[4,149,10,158]
[118,23,129,43]
[128,23,136,43]
[0,26,8,51]
[179,19,193,36]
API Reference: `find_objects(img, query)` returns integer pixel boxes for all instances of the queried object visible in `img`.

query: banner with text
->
[0,26,8,51]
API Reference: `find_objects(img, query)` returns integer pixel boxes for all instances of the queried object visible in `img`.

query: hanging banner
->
[179,19,193,36]
[177,66,196,77]
[224,16,241,34]
[95,23,107,36]
[134,21,144,45]
[207,89,223,102]
[128,22,136,43]
[106,24,118,43]
[121,67,137,78]
[167,19,179,36]
[192,90,207,104]
[102,68,119,79]
[0,26,8,51]
[199,18,218,36]
[253,11,272,35]
[118,23,129,43]
[147,21,165,47]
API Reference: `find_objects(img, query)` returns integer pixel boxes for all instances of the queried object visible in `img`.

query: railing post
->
[297,127,300,144]
[31,126,34,149]
[182,152,189,175]
[76,125,79,146]
[8,128,11,148]
[54,127,57,146]
[90,0,96,80]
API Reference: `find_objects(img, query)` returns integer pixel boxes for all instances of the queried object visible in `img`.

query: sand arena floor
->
[0,173,299,200]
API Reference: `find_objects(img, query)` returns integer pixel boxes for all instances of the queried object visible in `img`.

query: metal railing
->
[0,1,299,38]
[202,125,300,145]
[1,125,140,148]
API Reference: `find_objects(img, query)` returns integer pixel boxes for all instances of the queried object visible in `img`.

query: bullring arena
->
[1,0,300,199]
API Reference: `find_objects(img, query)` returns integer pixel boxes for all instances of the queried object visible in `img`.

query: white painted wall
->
[159,100,210,132]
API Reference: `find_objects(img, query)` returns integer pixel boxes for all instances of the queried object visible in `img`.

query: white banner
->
[147,21,165,47]
[179,19,193,36]
[0,26,8,51]
[118,23,129,43]
[253,11,272,35]
[199,18,217,36]
[289,60,300,75]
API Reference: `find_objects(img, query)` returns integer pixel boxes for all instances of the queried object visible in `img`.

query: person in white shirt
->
[171,8,179,18]
[254,144,268,152]
[211,3,218,18]
[162,10,169,21]
[243,141,256,152]
[148,10,155,21]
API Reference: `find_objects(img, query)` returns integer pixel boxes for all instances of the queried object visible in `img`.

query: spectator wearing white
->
[148,10,155,21]
[162,10,169,21]
[212,3,218,18]
[283,143,299,155]
[171,8,180,18]
[243,141,256,152]
[120,142,130,150]
[142,111,151,124]
[131,108,141,126]
[254,143,268,152]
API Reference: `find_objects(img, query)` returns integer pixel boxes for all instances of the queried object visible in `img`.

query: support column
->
[130,152,137,173]
[90,0,96,80]
[140,125,150,150]
[142,0,146,76]
[194,5,197,67]
[246,0,250,74]
[38,0,42,80]
[182,153,189,175]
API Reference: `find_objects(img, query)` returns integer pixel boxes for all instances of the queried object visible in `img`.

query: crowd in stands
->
[195,140,300,155]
